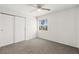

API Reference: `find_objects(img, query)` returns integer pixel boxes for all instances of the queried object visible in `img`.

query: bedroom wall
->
[26,16,37,40]
[0,5,26,17]
[37,7,78,48]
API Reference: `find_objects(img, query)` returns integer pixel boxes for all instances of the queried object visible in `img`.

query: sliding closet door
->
[15,17,25,43]
[0,14,14,47]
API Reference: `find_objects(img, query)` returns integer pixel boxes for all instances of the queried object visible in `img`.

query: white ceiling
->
[0,4,78,17]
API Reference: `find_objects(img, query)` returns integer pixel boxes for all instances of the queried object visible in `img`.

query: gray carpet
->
[0,38,79,54]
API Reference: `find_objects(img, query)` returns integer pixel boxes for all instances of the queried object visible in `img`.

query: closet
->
[0,13,26,47]
[15,17,25,43]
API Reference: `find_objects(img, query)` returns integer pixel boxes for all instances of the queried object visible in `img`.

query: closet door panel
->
[15,17,25,43]
[0,14,14,47]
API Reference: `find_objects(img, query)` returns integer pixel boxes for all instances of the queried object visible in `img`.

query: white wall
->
[37,7,78,48]
[26,16,37,40]
[0,5,26,17]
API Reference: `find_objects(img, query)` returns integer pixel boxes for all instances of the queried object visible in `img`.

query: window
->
[39,18,48,31]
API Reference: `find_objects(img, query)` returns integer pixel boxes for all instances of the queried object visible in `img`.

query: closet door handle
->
[0,29,4,32]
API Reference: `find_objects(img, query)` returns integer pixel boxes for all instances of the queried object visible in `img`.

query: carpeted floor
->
[0,38,79,54]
